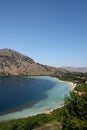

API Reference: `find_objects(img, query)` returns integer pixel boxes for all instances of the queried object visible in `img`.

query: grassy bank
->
[0,107,64,130]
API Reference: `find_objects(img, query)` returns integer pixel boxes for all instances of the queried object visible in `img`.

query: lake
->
[0,76,72,121]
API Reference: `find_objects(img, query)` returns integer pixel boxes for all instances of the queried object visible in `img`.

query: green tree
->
[62,92,87,130]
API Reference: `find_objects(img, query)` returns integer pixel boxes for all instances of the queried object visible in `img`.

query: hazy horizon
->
[0,0,87,67]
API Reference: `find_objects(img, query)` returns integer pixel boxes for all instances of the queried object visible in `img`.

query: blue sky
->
[0,0,87,67]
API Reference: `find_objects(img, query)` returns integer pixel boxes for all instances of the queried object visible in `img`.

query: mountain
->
[62,67,87,73]
[0,49,65,76]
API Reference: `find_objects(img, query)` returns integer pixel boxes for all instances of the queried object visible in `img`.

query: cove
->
[0,76,72,121]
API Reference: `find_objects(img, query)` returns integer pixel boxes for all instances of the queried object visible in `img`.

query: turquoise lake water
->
[0,76,72,121]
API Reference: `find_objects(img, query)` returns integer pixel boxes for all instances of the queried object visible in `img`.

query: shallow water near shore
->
[0,76,72,121]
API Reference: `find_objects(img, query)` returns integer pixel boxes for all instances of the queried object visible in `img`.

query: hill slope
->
[0,49,65,76]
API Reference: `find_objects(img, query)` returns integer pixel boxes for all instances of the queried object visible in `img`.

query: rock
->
[0,48,65,76]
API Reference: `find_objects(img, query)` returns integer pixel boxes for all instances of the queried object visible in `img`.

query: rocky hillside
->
[0,49,65,76]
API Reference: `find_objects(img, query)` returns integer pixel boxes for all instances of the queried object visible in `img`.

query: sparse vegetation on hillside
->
[0,49,66,76]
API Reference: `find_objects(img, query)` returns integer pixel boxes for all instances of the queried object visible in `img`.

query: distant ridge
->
[0,48,65,76]
[62,67,87,73]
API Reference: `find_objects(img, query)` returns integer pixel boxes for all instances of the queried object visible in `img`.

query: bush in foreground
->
[62,92,87,130]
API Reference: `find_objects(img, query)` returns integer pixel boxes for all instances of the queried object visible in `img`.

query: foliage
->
[62,92,87,130]
[56,72,87,84]
[75,85,87,92]
[0,73,87,129]
[0,110,63,130]
[56,72,87,93]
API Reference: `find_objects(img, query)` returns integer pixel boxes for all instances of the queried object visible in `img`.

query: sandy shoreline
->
[42,77,76,114]
[63,81,76,91]
[32,77,77,115]
[0,77,76,121]
[43,104,64,114]
[49,76,76,90]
